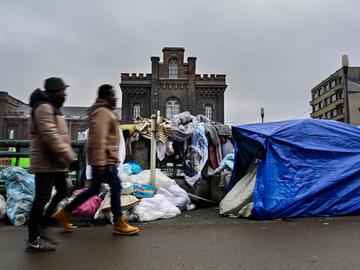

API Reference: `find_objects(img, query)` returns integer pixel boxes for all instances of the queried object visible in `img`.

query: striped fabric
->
[134,117,171,144]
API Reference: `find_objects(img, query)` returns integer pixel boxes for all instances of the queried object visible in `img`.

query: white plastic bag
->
[119,169,175,190]
[121,181,133,195]
[168,184,192,211]
[132,194,181,222]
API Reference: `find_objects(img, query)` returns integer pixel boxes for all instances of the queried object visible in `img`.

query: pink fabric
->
[72,189,102,218]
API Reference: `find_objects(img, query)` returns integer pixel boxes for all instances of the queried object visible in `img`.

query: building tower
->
[120,47,227,123]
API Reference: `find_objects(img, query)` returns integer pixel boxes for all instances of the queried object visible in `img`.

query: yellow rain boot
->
[52,208,76,232]
[113,216,139,235]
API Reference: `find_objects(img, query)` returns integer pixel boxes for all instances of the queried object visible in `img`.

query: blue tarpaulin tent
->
[230,119,360,219]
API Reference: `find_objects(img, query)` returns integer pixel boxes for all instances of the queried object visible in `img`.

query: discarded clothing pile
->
[127,111,234,190]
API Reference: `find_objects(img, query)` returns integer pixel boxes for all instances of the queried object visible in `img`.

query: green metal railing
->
[0,140,87,196]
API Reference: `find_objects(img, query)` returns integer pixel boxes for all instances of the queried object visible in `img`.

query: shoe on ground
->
[113,216,140,235]
[52,208,76,232]
[40,231,58,245]
[25,237,56,252]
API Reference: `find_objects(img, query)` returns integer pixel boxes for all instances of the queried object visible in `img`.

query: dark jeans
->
[65,164,122,220]
[28,172,68,242]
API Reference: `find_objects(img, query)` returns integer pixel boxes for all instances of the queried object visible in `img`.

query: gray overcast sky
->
[1,0,359,124]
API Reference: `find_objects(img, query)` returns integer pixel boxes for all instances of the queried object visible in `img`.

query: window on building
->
[324,97,329,106]
[314,102,322,111]
[324,83,330,91]
[338,77,342,84]
[324,111,330,118]
[165,98,180,119]
[8,129,14,139]
[133,104,141,118]
[337,106,344,115]
[330,80,336,89]
[331,108,337,117]
[204,104,213,120]
[169,59,178,79]
[336,90,343,100]
[330,94,336,103]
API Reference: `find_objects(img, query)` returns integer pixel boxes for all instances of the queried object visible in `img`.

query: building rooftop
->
[11,105,122,119]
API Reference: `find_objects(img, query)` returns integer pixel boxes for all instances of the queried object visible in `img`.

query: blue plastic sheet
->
[0,167,35,225]
[231,119,360,219]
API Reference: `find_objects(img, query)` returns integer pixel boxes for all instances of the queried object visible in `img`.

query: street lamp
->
[261,107,265,123]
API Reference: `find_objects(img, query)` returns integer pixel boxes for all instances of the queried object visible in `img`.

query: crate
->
[0,179,5,196]
[158,161,184,178]
[0,167,5,197]
[0,140,87,190]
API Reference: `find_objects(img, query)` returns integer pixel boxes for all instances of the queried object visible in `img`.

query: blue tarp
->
[231,119,360,219]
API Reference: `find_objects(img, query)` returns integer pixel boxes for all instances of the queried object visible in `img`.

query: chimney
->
[342,54,349,67]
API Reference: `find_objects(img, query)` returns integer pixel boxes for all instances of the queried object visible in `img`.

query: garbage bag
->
[168,184,192,211]
[131,193,180,222]
[121,181,133,195]
[122,160,143,175]
[0,167,35,226]
[72,189,102,218]
[119,169,176,190]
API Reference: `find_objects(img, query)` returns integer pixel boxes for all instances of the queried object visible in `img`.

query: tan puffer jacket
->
[87,101,120,166]
[29,103,76,173]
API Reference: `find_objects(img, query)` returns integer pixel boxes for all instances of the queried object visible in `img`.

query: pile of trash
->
[0,162,195,226]
[85,160,195,223]
[0,111,236,226]
[126,111,234,193]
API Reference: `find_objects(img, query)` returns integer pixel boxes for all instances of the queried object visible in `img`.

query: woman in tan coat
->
[26,77,76,251]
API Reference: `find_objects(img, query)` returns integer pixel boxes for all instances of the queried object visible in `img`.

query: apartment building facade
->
[310,56,360,126]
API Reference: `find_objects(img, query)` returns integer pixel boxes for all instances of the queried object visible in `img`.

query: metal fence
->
[0,140,87,196]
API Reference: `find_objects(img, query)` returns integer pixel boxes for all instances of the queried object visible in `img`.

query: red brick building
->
[120,47,227,123]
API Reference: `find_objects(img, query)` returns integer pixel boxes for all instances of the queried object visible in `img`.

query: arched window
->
[77,130,85,140]
[169,58,178,79]
[133,104,141,118]
[204,104,213,120]
[166,98,180,119]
